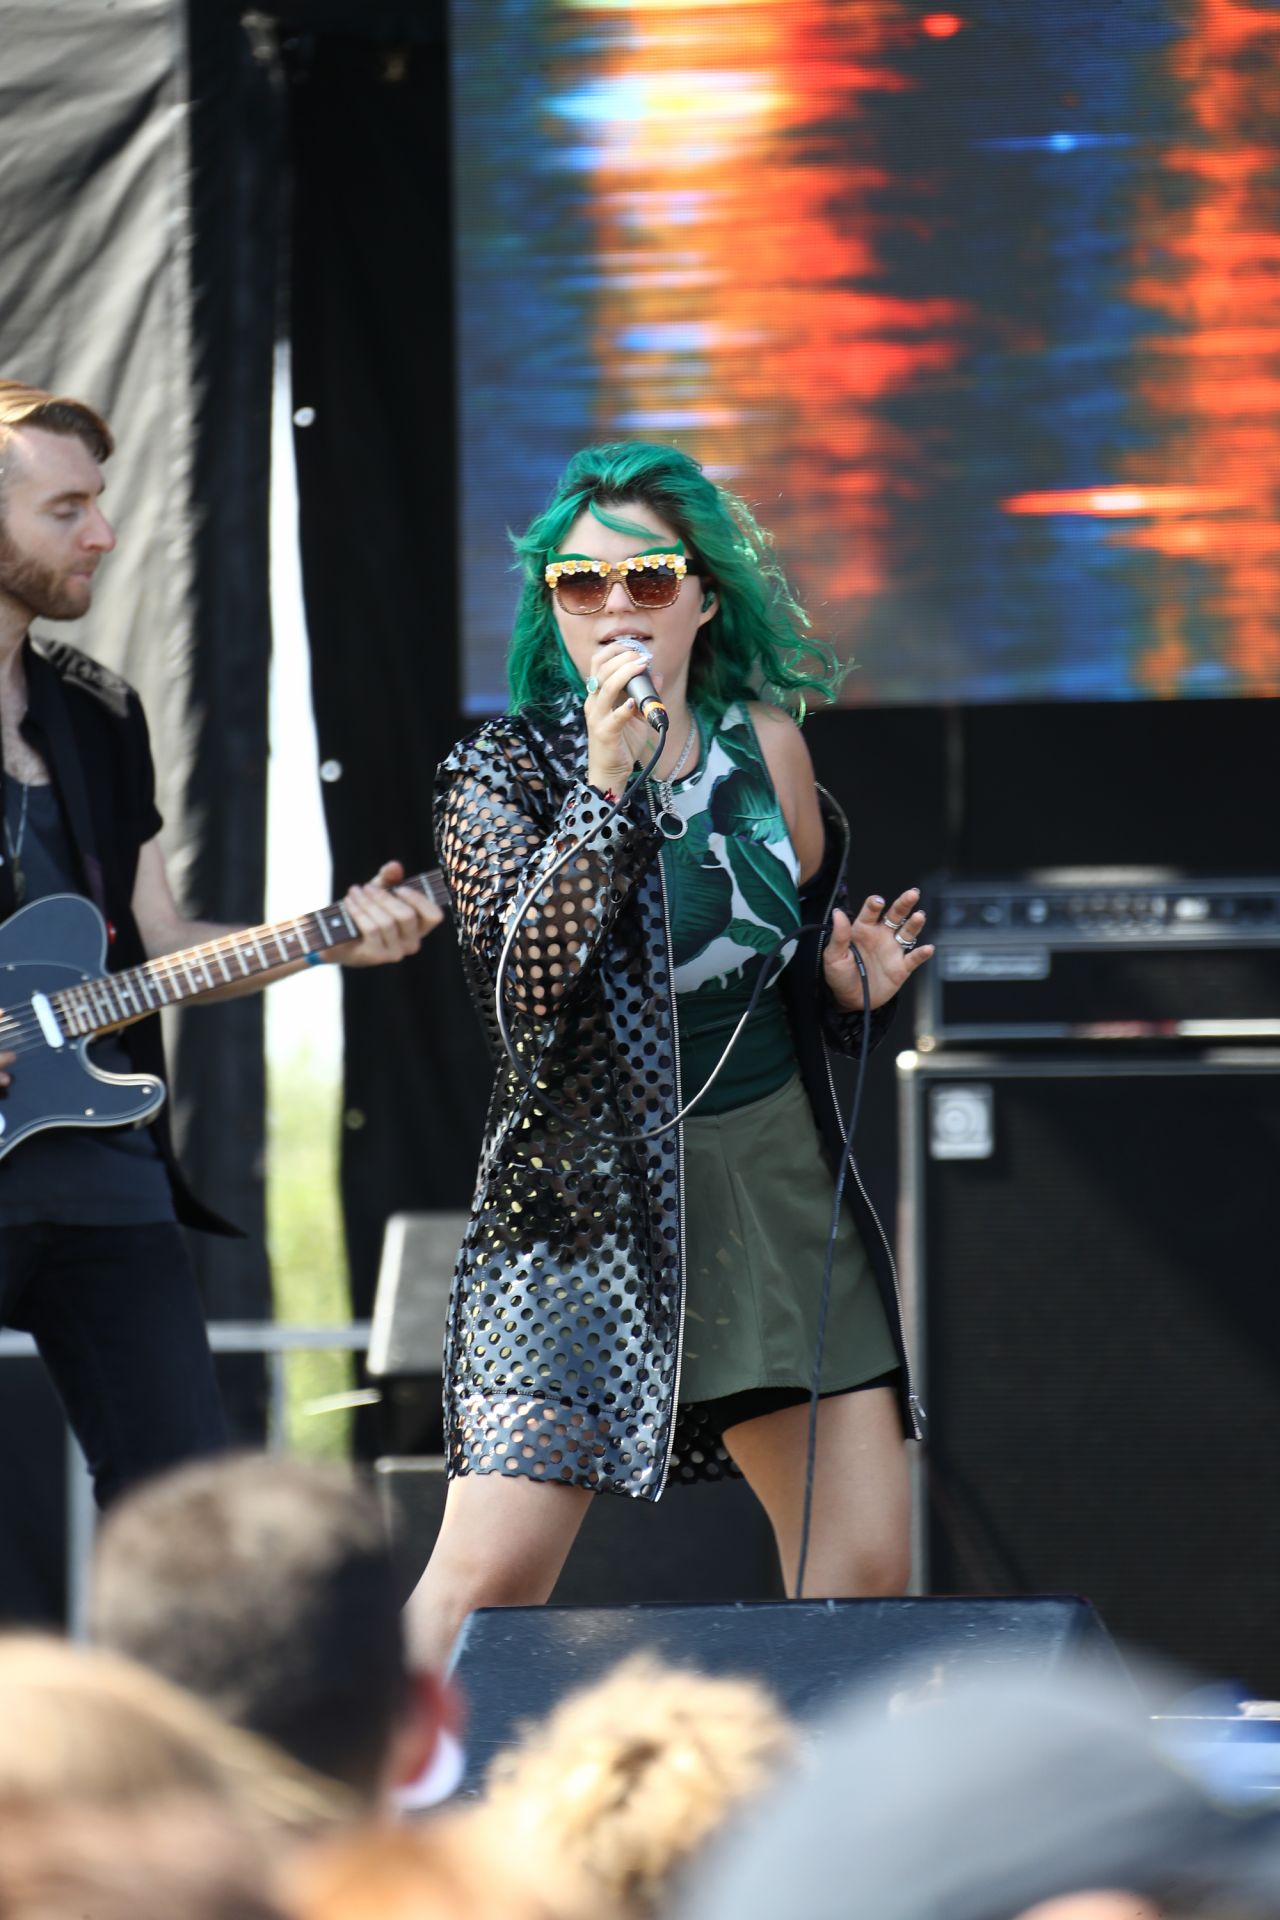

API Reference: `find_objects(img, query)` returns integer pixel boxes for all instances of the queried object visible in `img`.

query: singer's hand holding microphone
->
[583,640,668,796]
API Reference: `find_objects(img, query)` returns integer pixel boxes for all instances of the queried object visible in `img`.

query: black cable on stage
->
[794,936,872,1602]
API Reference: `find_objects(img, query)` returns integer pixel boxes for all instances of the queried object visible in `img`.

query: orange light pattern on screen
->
[991,1,1280,698]
[1117,0,1280,696]
[456,0,1280,705]
[1003,486,1248,515]
[545,1,972,619]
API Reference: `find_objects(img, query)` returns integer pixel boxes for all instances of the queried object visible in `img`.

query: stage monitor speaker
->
[366,1212,466,1455]
[898,1047,1280,1696]
[449,1595,1122,1793]
[376,1458,785,1613]
[368,1212,465,1377]
[0,1356,68,1627]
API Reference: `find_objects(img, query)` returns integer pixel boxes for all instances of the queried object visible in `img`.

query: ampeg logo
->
[941,948,1050,981]
[929,1084,995,1160]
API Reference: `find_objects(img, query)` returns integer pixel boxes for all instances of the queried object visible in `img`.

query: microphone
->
[627,667,668,733]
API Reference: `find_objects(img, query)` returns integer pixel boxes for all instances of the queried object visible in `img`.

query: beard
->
[0,527,93,621]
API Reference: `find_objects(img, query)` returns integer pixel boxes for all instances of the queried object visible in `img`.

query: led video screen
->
[452,1,1280,710]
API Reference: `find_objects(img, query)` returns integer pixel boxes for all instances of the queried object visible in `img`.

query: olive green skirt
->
[678,1073,899,1405]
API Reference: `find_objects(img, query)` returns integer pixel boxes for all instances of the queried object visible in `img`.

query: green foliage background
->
[266,1051,353,1459]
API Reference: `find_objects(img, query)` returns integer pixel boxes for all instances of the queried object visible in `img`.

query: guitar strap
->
[21,640,109,920]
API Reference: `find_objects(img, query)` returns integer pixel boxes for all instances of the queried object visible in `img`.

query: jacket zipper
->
[530,720,687,1490]
[651,785,687,1492]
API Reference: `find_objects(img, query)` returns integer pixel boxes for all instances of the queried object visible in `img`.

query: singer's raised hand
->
[823,890,934,1012]
[582,640,663,795]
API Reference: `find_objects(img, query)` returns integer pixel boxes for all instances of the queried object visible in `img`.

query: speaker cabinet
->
[450,1595,1122,1792]
[898,1048,1280,1695]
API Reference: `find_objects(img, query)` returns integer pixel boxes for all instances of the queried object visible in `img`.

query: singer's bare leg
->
[404,1473,592,1672]
[724,1386,910,1598]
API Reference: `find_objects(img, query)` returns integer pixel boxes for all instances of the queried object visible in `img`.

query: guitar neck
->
[50,869,449,1039]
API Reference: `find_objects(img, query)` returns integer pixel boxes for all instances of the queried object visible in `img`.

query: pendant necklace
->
[650,715,700,841]
[2,775,29,904]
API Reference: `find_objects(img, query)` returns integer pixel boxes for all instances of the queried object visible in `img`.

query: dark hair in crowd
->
[89,1453,409,1804]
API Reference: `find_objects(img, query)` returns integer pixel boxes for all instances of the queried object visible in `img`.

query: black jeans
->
[0,1221,229,1508]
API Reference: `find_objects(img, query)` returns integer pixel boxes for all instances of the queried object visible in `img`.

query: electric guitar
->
[0,872,448,1160]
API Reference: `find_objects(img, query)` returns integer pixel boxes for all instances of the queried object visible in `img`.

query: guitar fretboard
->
[48,869,448,1039]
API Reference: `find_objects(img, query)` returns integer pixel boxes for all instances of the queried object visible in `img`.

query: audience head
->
[0,1797,288,1920]
[90,1450,450,1807]
[0,1632,345,1840]
[282,1817,554,1920]
[475,1652,796,1920]
[677,1660,1280,1920]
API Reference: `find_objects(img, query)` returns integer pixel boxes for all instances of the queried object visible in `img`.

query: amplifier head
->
[918,875,1280,1044]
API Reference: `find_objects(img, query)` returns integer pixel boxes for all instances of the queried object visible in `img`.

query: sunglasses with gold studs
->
[544,543,690,615]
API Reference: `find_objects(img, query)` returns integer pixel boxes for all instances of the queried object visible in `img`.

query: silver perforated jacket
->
[435,704,919,1502]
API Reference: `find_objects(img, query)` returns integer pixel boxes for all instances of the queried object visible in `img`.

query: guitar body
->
[0,894,165,1160]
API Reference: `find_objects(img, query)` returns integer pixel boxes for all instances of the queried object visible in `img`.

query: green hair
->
[506,441,844,728]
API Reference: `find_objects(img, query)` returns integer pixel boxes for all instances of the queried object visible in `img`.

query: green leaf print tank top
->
[659,703,802,1116]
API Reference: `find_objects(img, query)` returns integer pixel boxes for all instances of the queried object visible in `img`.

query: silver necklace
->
[651,715,700,841]
[3,775,30,903]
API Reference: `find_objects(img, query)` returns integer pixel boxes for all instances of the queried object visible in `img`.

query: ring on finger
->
[882,914,905,931]
[585,675,600,694]
[893,930,917,950]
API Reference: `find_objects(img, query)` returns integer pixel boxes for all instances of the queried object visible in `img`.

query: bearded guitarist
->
[0,378,442,1507]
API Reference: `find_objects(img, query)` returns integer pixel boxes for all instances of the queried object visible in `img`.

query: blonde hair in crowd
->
[282,1818,557,1920]
[0,1633,351,1840]
[0,1796,289,1920]
[475,1654,797,1919]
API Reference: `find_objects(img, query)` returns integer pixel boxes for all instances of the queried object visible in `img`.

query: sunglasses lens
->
[626,565,682,608]
[554,568,610,614]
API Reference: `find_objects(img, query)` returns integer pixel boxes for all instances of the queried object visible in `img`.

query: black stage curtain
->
[177,5,282,1330]
[286,24,490,1320]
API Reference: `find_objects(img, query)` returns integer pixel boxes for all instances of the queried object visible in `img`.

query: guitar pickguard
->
[0,895,165,1159]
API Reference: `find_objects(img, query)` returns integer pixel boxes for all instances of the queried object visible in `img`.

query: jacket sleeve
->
[435,719,660,1024]
[820,984,898,1056]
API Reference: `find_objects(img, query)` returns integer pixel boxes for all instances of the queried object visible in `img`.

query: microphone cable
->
[794,937,872,1601]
